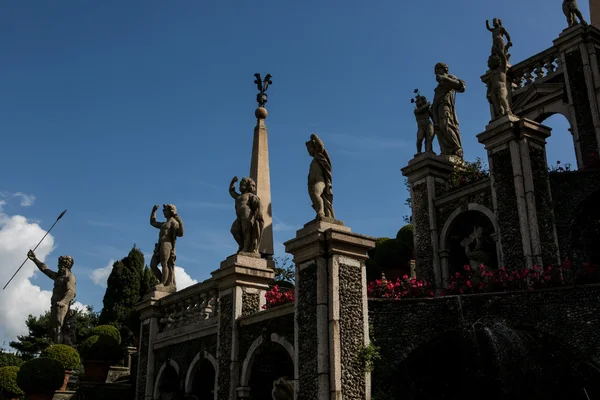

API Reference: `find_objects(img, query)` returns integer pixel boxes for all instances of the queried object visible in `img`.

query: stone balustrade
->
[157,279,219,333]
[508,47,561,91]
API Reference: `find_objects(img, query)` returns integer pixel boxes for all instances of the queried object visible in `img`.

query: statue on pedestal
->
[563,0,587,27]
[486,18,512,62]
[229,176,264,254]
[306,134,335,219]
[27,251,76,344]
[432,63,466,158]
[149,204,184,293]
[411,90,435,154]
[487,53,511,118]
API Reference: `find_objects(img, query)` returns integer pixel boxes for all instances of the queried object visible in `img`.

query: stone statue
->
[412,91,435,154]
[272,377,294,400]
[485,18,512,61]
[62,309,78,347]
[460,225,491,270]
[563,0,587,27]
[149,204,184,293]
[486,53,511,118]
[27,250,76,344]
[306,134,335,219]
[229,176,264,254]
[432,63,466,159]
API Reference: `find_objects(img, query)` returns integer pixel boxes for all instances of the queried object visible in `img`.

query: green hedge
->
[0,365,24,397]
[79,335,121,362]
[40,344,81,371]
[16,357,64,393]
[89,325,121,345]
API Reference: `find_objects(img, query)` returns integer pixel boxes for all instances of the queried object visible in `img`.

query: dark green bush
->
[0,351,23,368]
[40,344,81,371]
[0,365,24,397]
[89,325,121,345]
[79,335,121,362]
[16,357,64,393]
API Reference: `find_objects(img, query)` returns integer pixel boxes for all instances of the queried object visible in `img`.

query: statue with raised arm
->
[26,250,76,344]
[486,18,512,61]
[432,63,466,159]
[411,91,435,154]
[563,0,587,27]
[149,204,184,293]
[229,176,264,254]
[306,134,335,219]
[486,52,511,118]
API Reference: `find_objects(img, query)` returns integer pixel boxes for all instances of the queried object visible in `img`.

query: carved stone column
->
[284,219,375,400]
[211,254,274,400]
[135,290,170,400]
[401,153,454,287]
[477,115,561,269]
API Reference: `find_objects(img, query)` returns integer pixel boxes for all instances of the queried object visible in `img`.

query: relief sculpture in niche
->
[460,225,492,270]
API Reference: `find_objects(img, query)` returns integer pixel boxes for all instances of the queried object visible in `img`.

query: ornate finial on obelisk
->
[254,73,272,120]
[250,73,274,259]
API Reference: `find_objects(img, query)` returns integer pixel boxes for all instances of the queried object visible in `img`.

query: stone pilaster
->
[553,24,600,168]
[211,253,274,400]
[250,107,274,258]
[401,153,454,287]
[135,290,170,400]
[284,219,375,400]
[477,115,561,269]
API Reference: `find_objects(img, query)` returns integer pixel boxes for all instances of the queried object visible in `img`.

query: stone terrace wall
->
[550,169,600,261]
[237,304,295,361]
[368,284,600,390]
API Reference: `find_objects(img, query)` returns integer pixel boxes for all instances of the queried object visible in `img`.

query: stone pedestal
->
[211,253,274,400]
[284,219,375,400]
[477,115,560,269]
[401,152,454,287]
[135,290,170,400]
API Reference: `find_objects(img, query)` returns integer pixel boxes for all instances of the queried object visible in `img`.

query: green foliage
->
[40,345,80,371]
[16,357,64,393]
[0,350,23,368]
[449,157,489,190]
[98,245,151,346]
[366,224,415,281]
[273,257,295,289]
[0,366,24,397]
[9,305,98,360]
[89,325,121,346]
[79,335,121,363]
[358,342,381,373]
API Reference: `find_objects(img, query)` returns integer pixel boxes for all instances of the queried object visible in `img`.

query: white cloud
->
[0,203,57,345]
[175,266,197,290]
[89,260,115,288]
[13,192,36,207]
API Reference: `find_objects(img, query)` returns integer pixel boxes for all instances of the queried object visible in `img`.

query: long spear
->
[3,210,67,290]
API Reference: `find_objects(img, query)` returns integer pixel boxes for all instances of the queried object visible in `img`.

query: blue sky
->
[0,0,582,337]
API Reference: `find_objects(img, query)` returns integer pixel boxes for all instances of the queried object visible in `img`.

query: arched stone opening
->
[154,360,182,400]
[536,112,580,170]
[185,351,217,399]
[376,321,600,400]
[441,208,498,277]
[570,190,600,266]
[239,334,295,400]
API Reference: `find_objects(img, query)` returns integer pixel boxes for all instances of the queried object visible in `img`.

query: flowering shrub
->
[548,160,573,173]
[263,285,295,309]
[367,275,434,299]
[449,158,489,190]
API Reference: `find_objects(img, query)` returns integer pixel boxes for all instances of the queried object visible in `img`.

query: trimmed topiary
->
[79,335,121,362]
[16,357,64,394]
[40,344,81,371]
[0,365,24,397]
[89,325,121,345]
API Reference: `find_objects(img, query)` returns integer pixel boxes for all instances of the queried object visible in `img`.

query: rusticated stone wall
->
[411,183,433,281]
[296,264,318,400]
[135,323,150,400]
[216,293,233,400]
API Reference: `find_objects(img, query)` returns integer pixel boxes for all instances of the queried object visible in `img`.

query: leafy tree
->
[98,245,158,346]
[0,349,23,367]
[9,305,98,360]
[366,224,415,282]
[273,257,295,289]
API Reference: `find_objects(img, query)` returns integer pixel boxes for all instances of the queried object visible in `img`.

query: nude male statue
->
[413,94,435,154]
[229,176,264,254]
[149,204,184,293]
[485,18,512,60]
[563,0,587,27]
[306,134,335,219]
[27,250,76,344]
[487,53,511,118]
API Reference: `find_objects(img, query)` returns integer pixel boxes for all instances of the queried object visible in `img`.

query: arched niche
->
[440,206,498,277]
[535,112,580,170]
[239,333,295,400]
[184,351,217,399]
[153,359,181,400]
[570,190,600,266]
[382,321,600,400]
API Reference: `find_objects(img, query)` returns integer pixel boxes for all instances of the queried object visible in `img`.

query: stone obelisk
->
[249,74,274,259]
